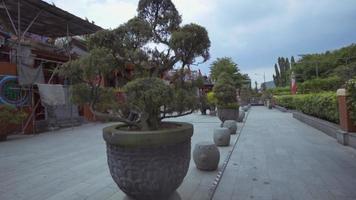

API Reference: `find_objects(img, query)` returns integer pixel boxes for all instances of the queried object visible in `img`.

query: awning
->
[0,0,102,37]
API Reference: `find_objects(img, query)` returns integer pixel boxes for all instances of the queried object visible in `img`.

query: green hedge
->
[268,87,290,95]
[274,92,339,123]
[299,76,344,94]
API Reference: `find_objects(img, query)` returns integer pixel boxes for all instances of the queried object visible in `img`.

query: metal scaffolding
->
[0,0,102,134]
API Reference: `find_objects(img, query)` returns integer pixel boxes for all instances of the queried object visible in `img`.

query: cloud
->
[45,0,356,86]
[48,0,137,28]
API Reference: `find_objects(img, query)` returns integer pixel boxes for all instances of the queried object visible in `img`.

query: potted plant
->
[213,72,239,122]
[60,0,210,199]
[0,105,27,141]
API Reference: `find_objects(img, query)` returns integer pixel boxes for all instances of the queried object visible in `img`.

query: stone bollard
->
[213,128,230,146]
[223,120,237,134]
[242,106,249,112]
[237,110,245,122]
[193,142,220,171]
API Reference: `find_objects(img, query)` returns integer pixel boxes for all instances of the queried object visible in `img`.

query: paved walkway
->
[213,106,356,200]
[1,107,356,200]
[0,113,242,200]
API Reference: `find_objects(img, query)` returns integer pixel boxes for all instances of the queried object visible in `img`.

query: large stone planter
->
[103,122,193,200]
[193,142,220,171]
[213,128,230,146]
[217,108,239,123]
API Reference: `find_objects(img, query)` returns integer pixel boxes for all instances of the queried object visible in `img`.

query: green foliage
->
[274,92,339,123]
[213,72,238,109]
[210,57,238,81]
[268,87,290,96]
[207,91,217,105]
[210,57,247,89]
[221,102,240,109]
[170,23,210,65]
[273,57,291,87]
[0,105,27,134]
[169,87,199,114]
[60,0,210,131]
[293,44,356,82]
[138,0,181,42]
[299,76,344,94]
[124,78,172,130]
[346,79,356,124]
[333,63,356,80]
[60,48,116,85]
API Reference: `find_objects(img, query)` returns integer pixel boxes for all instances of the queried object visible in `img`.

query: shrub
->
[0,105,27,134]
[274,92,339,123]
[206,91,217,105]
[299,76,344,94]
[213,72,239,109]
[346,79,356,124]
[274,95,296,109]
[268,87,290,96]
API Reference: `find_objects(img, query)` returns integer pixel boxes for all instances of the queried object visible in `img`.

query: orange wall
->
[0,62,17,75]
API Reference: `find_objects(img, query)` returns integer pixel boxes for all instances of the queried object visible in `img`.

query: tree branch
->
[89,103,140,127]
[161,109,194,120]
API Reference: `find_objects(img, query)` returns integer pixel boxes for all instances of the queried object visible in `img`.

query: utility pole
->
[263,72,266,84]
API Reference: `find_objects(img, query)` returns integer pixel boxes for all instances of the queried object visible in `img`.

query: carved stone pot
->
[103,122,193,200]
[217,108,239,123]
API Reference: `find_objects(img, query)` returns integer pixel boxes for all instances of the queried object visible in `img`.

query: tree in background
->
[210,57,247,89]
[293,44,356,82]
[273,57,291,87]
[213,72,238,109]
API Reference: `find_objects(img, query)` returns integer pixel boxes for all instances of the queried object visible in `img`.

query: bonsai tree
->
[213,72,239,122]
[60,0,211,131]
[0,105,27,141]
[210,57,246,89]
[213,72,239,109]
[60,1,210,199]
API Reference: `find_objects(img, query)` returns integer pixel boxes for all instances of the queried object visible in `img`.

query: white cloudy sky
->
[46,0,356,85]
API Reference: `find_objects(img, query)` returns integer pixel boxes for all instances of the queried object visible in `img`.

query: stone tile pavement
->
[213,106,356,200]
[2,106,356,200]
[0,113,243,200]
